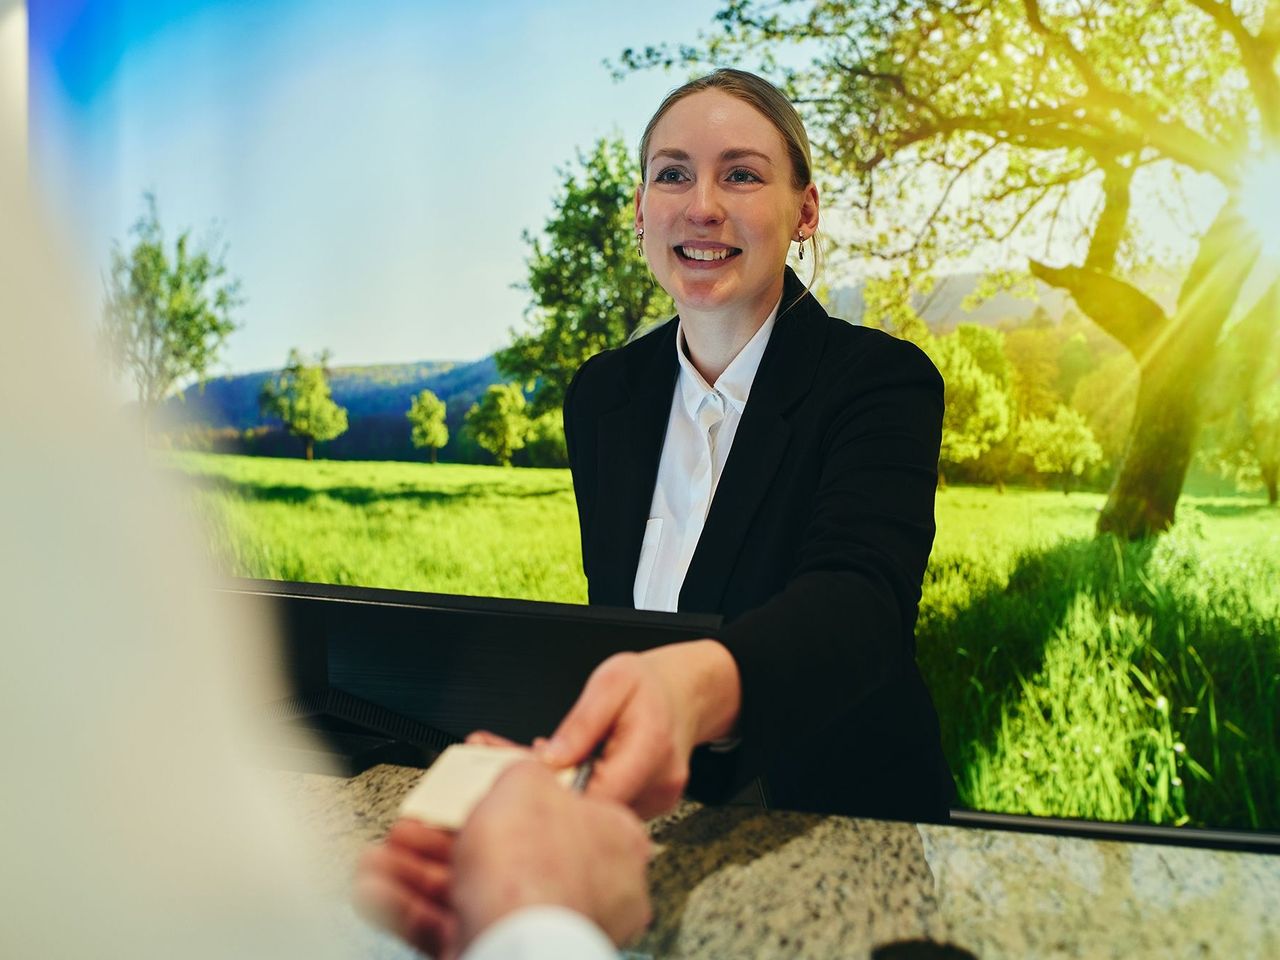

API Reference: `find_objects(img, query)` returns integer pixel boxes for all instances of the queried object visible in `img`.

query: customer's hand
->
[351,732,523,958]
[452,760,653,951]
[353,818,458,958]
[538,640,742,818]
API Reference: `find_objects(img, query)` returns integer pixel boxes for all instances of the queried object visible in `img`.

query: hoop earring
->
[796,232,806,261]
[636,227,644,256]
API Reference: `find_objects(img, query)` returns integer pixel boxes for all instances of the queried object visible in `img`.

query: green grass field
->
[170,452,1280,831]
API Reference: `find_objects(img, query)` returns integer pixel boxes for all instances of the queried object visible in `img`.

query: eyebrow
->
[650,147,775,166]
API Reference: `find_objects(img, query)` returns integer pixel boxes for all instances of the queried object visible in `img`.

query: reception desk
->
[271,763,1280,960]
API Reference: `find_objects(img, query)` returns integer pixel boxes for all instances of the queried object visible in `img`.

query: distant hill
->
[162,356,506,462]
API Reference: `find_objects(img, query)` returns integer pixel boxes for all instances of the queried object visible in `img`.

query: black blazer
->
[563,267,954,823]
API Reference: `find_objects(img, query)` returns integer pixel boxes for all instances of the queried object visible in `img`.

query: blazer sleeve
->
[690,334,944,801]
[562,353,600,577]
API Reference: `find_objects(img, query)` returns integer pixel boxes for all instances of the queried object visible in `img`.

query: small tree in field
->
[465,384,529,466]
[259,349,348,461]
[1019,406,1104,493]
[101,193,241,440]
[407,389,448,463]
[926,329,1013,485]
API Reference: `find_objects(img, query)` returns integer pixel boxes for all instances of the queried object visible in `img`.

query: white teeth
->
[681,246,733,261]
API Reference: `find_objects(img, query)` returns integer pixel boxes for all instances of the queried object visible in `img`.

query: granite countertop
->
[271,763,1280,960]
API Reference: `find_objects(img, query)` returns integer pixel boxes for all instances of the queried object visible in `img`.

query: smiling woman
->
[358,69,954,954]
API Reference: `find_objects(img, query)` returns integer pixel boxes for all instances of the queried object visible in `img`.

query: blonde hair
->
[638,68,822,294]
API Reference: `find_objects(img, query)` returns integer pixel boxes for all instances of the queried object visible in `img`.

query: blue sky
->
[29,0,727,373]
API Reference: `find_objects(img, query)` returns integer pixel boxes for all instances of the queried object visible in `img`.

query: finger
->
[386,818,456,859]
[358,843,452,905]
[465,729,520,748]
[584,722,674,812]
[352,871,456,956]
[543,656,638,766]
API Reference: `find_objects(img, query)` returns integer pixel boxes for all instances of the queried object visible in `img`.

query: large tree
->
[259,349,348,461]
[626,0,1280,538]
[497,136,674,418]
[101,194,241,439]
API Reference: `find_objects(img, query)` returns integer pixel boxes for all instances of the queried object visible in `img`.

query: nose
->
[685,179,725,226]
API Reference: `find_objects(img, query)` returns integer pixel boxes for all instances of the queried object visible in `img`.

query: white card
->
[397,744,576,831]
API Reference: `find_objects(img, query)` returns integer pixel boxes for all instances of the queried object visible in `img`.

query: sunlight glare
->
[1240,153,1280,258]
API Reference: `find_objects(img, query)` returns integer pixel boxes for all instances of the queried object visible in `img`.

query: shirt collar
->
[675,294,781,419]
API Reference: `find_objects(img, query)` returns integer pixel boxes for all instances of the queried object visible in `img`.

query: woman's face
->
[636,89,819,323]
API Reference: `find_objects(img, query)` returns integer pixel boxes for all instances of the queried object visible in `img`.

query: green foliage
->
[924,326,1013,474]
[859,267,932,344]
[523,411,569,468]
[1202,379,1280,504]
[1199,283,1280,504]
[407,389,448,462]
[464,384,530,466]
[497,136,674,417]
[259,349,349,460]
[1018,405,1104,492]
[1071,352,1139,467]
[1004,326,1063,421]
[101,193,241,435]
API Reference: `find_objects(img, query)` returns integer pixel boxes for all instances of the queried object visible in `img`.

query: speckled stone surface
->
[268,764,1280,960]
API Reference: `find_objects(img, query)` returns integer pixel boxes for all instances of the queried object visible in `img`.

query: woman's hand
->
[539,639,742,819]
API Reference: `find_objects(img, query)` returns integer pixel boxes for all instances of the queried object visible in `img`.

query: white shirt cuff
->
[461,904,619,960]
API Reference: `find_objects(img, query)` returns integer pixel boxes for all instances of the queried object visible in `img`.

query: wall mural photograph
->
[29,0,1280,836]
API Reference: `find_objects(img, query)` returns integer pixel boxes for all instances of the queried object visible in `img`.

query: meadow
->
[171,452,1279,832]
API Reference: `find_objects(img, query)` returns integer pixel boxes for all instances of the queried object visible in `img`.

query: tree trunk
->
[1264,462,1278,506]
[431,447,438,464]
[305,438,314,461]
[1098,206,1259,538]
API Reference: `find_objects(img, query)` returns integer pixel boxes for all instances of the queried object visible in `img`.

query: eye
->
[653,167,688,183]
[726,167,762,183]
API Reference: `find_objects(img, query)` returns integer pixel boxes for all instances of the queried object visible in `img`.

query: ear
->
[634,183,644,232]
[797,182,820,237]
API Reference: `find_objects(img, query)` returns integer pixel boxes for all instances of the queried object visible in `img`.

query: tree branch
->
[1185,0,1280,140]
[1027,259,1167,354]
[1084,160,1134,273]
[1023,0,1238,181]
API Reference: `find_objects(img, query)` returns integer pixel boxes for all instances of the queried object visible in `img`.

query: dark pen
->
[570,745,603,793]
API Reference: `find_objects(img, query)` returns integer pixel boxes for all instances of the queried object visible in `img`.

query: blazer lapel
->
[679,269,827,613]
[589,321,679,606]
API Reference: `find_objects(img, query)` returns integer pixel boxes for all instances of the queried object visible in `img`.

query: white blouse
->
[633,297,781,612]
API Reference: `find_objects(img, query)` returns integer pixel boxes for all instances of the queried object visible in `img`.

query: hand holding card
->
[355,747,651,958]
[397,745,578,831]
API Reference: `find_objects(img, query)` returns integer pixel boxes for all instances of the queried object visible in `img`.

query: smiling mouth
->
[675,245,742,262]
